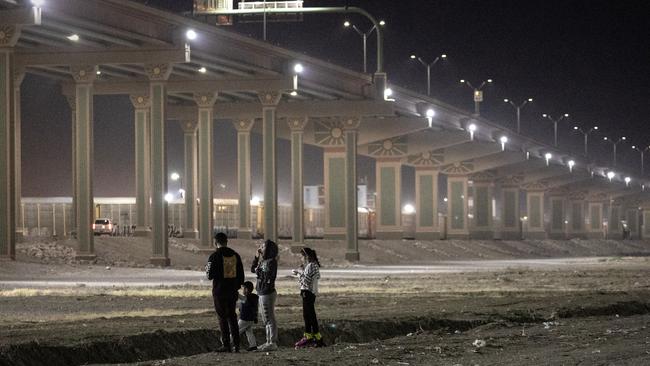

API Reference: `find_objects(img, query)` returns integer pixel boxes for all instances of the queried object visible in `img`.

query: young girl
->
[293,247,324,348]
[251,240,279,351]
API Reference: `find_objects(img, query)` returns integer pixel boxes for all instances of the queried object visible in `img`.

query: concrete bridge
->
[0,0,648,264]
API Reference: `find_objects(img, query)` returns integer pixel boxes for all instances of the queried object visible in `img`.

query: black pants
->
[301,290,319,334]
[213,294,240,349]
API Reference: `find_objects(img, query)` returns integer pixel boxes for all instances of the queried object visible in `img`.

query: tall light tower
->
[572,125,598,156]
[631,145,650,176]
[344,19,385,74]
[541,113,569,147]
[503,97,533,134]
[603,136,627,167]
[460,78,493,116]
[410,53,446,96]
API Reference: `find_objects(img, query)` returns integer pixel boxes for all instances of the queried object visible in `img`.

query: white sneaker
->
[258,342,278,351]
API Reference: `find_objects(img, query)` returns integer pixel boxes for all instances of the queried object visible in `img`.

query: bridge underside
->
[0,0,647,264]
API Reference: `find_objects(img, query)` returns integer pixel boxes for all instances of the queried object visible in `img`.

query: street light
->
[460,79,493,116]
[186,29,197,41]
[170,172,183,199]
[541,113,569,147]
[503,97,533,134]
[425,108,435,128]
[544,152,552,166]
[410,53,447,96]
[500,135,508,151]
[467,123,477,141]
[603,136,627,167]
[344,20,385,74]
[572,125,599,156]
[631,145,650,176]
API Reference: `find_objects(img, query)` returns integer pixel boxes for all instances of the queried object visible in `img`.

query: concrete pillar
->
[343,118,361,261]
[609,204,621,239]
[415,168,439,240]
[525,190,546,239]
[234,118,254,240]
[568,200,585,238]
[13,71,23,241]
[130,95,151,237]
[145,63,172,266]
[288,117,308,248]
[626,208,639,239]
[548,196,566,239]
[447,175,469,239]
[70,66,97,260]
[375,159,402,239]
[0,37,18,260]
[587,201,604,239]
[470,179,494,239]
[501,186,521,240]
[642,207,650,240]
[181,120,199,239]
[195,92,218,250]
[323,147,346,239]
[258,92,282,243]
[64,94,77,238]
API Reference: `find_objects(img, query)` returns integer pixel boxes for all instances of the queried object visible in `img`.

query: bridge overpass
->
[0,0,648,264]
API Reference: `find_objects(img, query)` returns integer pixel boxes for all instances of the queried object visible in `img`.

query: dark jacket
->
[206,246,245,298]
[251,241,278,296]
[239,293,259,322]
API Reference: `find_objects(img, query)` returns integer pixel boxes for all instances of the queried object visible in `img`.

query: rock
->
[472,339,487,348]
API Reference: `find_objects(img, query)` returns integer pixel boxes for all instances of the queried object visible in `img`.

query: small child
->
[292,247,324,348]
[236,281,259,351]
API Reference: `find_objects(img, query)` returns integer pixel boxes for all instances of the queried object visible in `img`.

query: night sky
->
[21,0,650,204]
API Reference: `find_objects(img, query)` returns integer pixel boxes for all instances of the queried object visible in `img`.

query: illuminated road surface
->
[0,257,623,288]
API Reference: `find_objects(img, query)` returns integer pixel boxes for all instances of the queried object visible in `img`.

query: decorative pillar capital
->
[234,118,255,132]
[342,117,361,130]
[407,149,444,167]
[70,65,98,83]
[129,94,151,109]
[144,63,173,81]
[287,117,308,131]
[0,25,21,48]
[193,92,218,108]
[368,136,408,158]
[180,120,198,133]
[258,91,282,106]
[497,174,523,187]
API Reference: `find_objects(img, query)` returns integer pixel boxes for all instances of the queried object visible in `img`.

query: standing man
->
[206,232,245,352]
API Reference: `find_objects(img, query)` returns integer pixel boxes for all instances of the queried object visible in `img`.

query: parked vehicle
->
[93,218,113,236]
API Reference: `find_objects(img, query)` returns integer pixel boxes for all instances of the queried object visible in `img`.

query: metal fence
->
[19,197,403,239]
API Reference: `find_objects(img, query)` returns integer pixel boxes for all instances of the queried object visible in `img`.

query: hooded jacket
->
[206,246,245,298]
[251,240,278,296]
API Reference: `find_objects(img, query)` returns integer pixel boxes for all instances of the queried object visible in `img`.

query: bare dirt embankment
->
[13,236,650,269]
[2,237,650,365]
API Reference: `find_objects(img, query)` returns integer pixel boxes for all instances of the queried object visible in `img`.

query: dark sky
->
[21,0,650,203]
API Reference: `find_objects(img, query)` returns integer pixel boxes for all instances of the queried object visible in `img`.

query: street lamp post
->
[171,172,183,199]
[603,136,627,167]
[541,113,569,147]
[344,20,385,74]
[504,98,533,134]
[410,53,446,96]
[460,79,493,116]
[572,125,599,156]
[631,145,650,176]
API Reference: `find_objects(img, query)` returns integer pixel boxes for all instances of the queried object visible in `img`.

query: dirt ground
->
[2,237,650,365]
